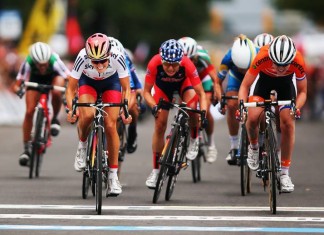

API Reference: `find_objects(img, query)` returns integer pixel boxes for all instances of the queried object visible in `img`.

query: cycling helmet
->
[178,37,197,58]
[29,42,52,64]
[269,35,296,66]
[231,37,257,69]
[160,39,184,63]
[254,33,274,48]
[85,33,111,60]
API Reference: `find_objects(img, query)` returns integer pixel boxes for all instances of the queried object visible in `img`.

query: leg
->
[50,76,65,136]
[19,90,39,166]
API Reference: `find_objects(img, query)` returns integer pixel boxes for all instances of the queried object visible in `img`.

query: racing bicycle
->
[72,95,129,215]
[239,98,297,214]
[18,81,65,179]
[152,98,206,203]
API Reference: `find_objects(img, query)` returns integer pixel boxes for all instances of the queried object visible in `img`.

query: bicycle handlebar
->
[71,97,130,119]
[220,94,238,110]
[156,98,207,128]
[24,81,66,92]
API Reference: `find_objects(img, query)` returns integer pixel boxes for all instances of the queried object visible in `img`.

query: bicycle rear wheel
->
[30,108,44,179]
[153,128,177,204]
[265,125,277,214]
[82,171,90,199]
[240,124,251,196]
[95,128,103,215]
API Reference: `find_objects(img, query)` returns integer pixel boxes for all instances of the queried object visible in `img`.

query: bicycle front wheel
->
[240,124,251,196]
[265,125,277,214]
[95,128,103,215]
[153,128,178,204]
[30,108,44,179]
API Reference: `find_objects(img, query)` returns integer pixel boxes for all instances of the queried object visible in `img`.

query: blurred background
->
[0,0,324,125]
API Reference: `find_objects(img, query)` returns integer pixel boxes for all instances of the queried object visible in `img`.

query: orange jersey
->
[248,45,306,81]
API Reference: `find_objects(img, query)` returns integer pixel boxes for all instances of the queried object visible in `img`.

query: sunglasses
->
[92,58,109,64]
[162,60,180,67]
[274,63,290,67]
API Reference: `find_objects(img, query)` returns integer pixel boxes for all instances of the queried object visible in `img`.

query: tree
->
[273,0,324,25]
[77,0,209,59]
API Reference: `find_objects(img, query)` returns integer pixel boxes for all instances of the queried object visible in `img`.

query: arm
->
[65,75,79,123]
[193,83,207,112]
[238,70,257,102]
[296,78,307,110]
[120,76,131,104]
[143,82,156,109]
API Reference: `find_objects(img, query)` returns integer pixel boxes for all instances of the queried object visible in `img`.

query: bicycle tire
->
[165,130,186,201]
[29,108,44,179]
[82,171,90,199]
[240,124,251,196]
[152,128,177,204]
[35,116,47,178]
[95,128,103,215]
[265,124,277,214]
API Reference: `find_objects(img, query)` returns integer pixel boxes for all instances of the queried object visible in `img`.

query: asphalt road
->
[0,113,323,235]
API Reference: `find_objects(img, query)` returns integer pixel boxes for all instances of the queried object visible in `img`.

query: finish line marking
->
[0,225,324,233]
[1,204,324,212]
[1,214,324,222]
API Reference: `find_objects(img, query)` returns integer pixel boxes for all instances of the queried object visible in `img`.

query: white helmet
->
[254,33,274,48]
[178,37,197,58]
[269,35,296,65]
[29,42,52,64]
[231,37,257,69]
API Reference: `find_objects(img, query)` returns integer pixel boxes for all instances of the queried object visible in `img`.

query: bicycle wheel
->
[152,128,177,204]
[166,132,186,201]
[265,125,277,214]
[95,128,103,215]
[240,124,251,196]
[191,153,201,183]
[35,116,48,178]
[82,171,90,199]
[29,108,44,179]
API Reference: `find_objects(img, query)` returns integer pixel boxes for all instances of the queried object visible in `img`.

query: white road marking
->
[0,204,324,212]
[0,214,324,222]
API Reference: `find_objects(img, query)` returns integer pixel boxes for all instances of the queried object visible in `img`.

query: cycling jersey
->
[145,54,200,104]
[193,47,215,92]
[16,53,70,82]
[248,45,306,101]
[109,37,142,90]
[218,48,260,92]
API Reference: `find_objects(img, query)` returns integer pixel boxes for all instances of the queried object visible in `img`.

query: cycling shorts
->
[249,72,296,100]
[78,72,122,103]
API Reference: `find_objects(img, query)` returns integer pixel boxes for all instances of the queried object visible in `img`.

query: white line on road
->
[1,204,324,212]
[1,214,324,222]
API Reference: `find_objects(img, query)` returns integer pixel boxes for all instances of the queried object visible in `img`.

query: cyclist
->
[14,42,70,167]
[125,50,143,154]
[109,40,144,154]
[217,34,258,165]
[238,35,307,193]
[65,33,132,196]
[253,33,274,49]
[144,39,207,189]
[178,37,219,163]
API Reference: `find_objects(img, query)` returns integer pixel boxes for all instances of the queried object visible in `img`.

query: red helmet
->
[85,33,111,60]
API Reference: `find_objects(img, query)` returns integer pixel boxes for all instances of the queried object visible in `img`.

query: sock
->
[207,134,215,147]
[24,142,29,152]
[109,167,118,179]
[281,166,289,176]
[78,140,87,149]
[229,135,239,149]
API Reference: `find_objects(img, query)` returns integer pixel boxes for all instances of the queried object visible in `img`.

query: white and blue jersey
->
[218,48,259,92]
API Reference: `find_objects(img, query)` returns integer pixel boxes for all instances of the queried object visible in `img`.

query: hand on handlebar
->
[290,108,301,120]
[151,105,161,118]
[121,112,133,124]
[67,109,79,124]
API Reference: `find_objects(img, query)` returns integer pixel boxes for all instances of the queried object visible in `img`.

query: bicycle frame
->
[73,96,129,215]
[21,82,65,179]
[240,98,294,214]
[152,98,206,203]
